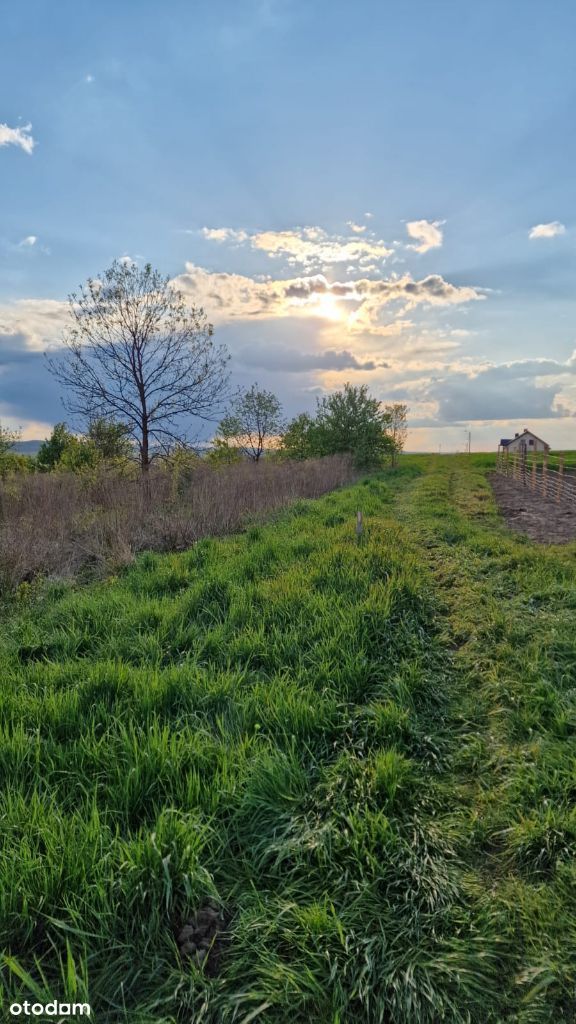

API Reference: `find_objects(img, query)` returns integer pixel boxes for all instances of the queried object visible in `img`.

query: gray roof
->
[500,429,550,448]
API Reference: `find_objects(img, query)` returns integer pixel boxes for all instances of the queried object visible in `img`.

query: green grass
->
[1,456,576,1022]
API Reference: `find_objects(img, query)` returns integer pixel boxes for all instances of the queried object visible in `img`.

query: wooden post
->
[520,443,527,486]
[505,448,510,477]
[531,454,537,492]
[557,452,564,504]
[356,509,363,539]
[542,451,548,498]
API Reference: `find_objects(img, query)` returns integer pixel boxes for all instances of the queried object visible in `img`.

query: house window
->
[528,439,534,446]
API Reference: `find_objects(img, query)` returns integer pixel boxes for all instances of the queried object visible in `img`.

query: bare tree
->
[217,383,284,461]
[47,260,230,472]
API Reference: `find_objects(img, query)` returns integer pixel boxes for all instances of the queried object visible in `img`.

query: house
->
[498,429,550,454]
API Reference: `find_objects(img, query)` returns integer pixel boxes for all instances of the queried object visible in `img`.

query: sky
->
[2,0,576,452]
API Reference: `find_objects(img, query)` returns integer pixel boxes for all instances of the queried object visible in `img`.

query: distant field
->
[1,455,576,1022]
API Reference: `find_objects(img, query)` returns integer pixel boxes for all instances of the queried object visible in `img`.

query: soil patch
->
[489,472,576,544]
[176,901,228,976]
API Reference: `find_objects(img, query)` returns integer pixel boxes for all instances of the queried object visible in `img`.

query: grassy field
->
[1,454,576,1022]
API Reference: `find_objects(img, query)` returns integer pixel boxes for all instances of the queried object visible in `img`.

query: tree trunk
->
[140,420,151,503]
[141,422,150,473]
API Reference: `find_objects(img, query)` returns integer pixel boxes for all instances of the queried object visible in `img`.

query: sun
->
[310,292,345,321]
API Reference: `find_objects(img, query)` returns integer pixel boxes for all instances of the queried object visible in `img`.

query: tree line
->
[0,260,408,476]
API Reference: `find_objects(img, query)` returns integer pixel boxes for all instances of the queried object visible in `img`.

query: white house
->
[498,429,550,454]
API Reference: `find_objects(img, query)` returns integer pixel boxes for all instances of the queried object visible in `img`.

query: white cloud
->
[172,264,486,337]
[406,219,445,254]
[18,236,37,248]
[200,224,393,269]
[172,264,280,321]
[0,298,69,351]
[252,226,393,266]
[529,221,566,240]
[201,227,248,243]
[0,122,35,155]
[0,261,486,410]
[347,221,366,234]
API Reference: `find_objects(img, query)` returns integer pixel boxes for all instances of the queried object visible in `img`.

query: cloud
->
[282,275,357,299]
[0,122,35,155]
[0,330,64,426]
[3,235,50,257]
[200,224,393,269]
[253,227,393,266]
[0,298,69,351]
[416,354,576,423]
[84,74,95,84]
[428,374,566,422]
[356,273,482,306]
[172,264,486,336]
[406,219,444,253]
[172,264,279,319]
[0,261,486,432]
[346,274,485,335]
[529,221,566,240]
[200,227,248,243]
[236,344,389,373]
[347,221,366,234]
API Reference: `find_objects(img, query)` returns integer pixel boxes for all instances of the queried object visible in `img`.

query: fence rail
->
[496,449,576,506]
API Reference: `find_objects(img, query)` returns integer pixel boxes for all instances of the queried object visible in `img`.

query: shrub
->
[0,455,356,590]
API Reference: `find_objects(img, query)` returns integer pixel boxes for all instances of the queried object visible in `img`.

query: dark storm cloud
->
[0,331,63,423]
[0,331,35,363]
[426,367,572,423]
[236,345,389,372]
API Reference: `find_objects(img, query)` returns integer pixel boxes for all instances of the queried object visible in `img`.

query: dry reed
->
[0,455,355,591]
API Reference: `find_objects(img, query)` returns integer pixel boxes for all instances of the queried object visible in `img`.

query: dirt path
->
[489,471,576,543]
[393,460,576,1018]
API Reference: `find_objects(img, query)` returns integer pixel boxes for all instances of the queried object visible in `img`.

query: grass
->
[1,455,576,1021]
[0,454,356,591]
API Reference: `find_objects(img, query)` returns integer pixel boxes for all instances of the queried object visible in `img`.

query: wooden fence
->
[496,449,576,506]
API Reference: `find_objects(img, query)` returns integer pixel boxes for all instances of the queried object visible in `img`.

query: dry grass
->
[0,455,355,591]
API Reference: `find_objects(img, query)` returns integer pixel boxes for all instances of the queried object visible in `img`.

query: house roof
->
[500,429,550,448]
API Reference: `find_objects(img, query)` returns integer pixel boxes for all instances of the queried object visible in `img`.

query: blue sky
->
[2,0,576,450]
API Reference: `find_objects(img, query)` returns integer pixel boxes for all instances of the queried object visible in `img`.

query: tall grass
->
[1,456,576,1021]
[0,455,354,592]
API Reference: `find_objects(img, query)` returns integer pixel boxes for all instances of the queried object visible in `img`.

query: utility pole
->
[463,428,471,454]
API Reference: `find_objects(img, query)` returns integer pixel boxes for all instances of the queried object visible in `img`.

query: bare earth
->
[489,472,576,544]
